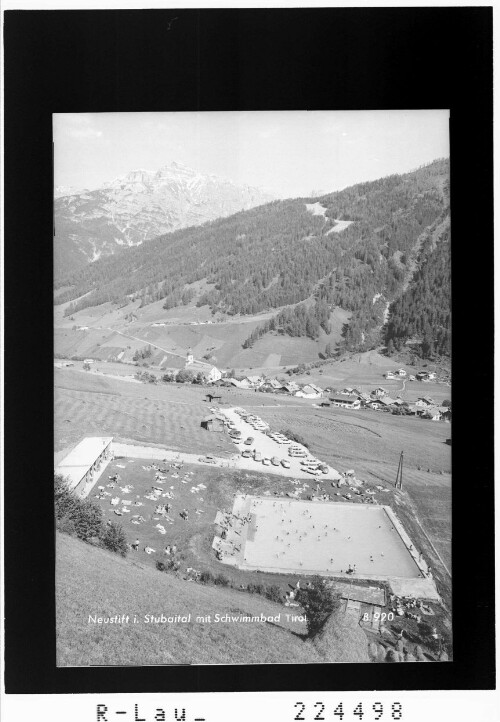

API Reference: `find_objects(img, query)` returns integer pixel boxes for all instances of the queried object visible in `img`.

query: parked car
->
[199,455,216,464]
[244,437,254,445]
[262,458,271,466]
[281,459,291,468]
[271,457,280,466]
[254,451,262,462]
[241,449,252,458]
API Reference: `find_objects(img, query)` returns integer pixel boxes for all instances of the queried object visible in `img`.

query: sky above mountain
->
[54,110,449,199]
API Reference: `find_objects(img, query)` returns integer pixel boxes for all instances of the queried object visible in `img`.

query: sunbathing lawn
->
[93,457,228,567]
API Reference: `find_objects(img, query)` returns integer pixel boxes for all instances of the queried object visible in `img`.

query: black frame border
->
[4,7,494,694]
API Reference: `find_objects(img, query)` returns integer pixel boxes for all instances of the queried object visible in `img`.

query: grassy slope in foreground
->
[56,533,370,666]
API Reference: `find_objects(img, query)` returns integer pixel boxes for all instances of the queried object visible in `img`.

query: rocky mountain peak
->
[54,161,275,277]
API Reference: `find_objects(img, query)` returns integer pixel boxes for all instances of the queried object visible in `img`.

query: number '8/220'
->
[293,701,403,720]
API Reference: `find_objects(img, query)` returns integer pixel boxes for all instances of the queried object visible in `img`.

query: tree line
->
[243,300,332,346]
[57,159,449,354]
[385,225,451,358]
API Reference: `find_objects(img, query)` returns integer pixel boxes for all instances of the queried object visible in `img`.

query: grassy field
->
[56,533,328,666]
[54,368,237,456]
[93,458,243,571]
[54,298,139,329]
[54,364,314,449]
[253,404,451,476]
[229,330,333,369]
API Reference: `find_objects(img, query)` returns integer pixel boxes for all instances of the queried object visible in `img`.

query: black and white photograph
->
[3,6,495,719]
[53,109,452,667]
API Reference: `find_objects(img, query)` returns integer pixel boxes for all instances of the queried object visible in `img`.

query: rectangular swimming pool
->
[231,496,423,580]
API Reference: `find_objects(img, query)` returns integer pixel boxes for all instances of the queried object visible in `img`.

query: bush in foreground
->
[264,584,283,604]
[56,516,77,536]
[156,558,181,573]
[199,571,215,584]
[100,522,128,557]
[295,575,341,638]
[55,475,103,542]
[54,475,126,556]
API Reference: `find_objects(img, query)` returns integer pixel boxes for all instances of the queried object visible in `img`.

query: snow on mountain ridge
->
[54,161,275,278]
[54,185,89,198]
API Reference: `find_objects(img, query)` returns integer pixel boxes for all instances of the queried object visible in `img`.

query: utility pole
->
[395,451,404,490]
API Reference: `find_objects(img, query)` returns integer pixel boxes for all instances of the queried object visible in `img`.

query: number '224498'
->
[293,701,403,720]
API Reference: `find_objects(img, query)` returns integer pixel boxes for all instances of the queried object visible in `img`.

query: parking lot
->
[220,407,341,481]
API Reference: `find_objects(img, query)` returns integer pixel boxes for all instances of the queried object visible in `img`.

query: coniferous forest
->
[384,225,451,358]
[57,159,450,357]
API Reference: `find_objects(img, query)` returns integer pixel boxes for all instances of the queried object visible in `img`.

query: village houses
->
[416,371,437,382]
[296,383,323,399]
[329,395,361,409]
[415,396,436,407]
[245,375,264,388]
[385,368,407,379]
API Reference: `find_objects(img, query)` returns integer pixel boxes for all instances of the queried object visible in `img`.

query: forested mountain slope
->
[57,159,449,354]
[385,219,451,358]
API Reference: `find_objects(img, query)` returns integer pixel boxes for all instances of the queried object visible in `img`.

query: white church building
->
[185,349,221,383]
